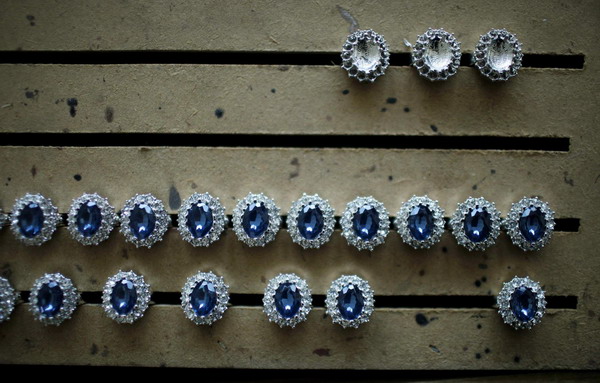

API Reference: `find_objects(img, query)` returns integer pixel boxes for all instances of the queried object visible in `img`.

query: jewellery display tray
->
[0,0,598,377]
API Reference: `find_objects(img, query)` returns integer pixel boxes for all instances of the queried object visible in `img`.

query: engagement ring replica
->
[504,197,555,251]
[11,193,60,246]
[68,193,117,246]
[341,29,390,83]
[341,196,390,251]
[450,197,501,251]
[474,28,523,81]
[263,273,312,328]
[120,194,170,248]
[326,275,374,328]
[181,271,229,325]
[497,276,546,330]
[287,194,335,249]
[102,271,151,324]
[233,193,281,247]
[178,193,227,247]
[411,28,461,81]
[29,273,79,326]
[395,195,445,249]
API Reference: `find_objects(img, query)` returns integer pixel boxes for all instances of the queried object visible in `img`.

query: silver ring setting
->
[497,276,546,330]
[341,29,390,83]
[120,194,170,248]
[395,195,445,249]
[29,273,79,326]
[11,193,60,246]
[181,271,229,326]
[232,193,281,247]
[341,196,390,251]
[287,194,335,249]
[450,197,501,251]
[326,275,374,328]
[411,28,461,81]
[102,270,151,324]
[0,277,17,323]
[474,29,523,81]
[263,273,312,328]
[67,193,117,246]
[0,209,8,230]
[177,193,227,247]
[505,197,555,251]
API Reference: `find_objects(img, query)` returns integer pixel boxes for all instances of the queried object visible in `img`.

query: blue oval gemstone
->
[518,206,546,242]
[242,202,269,238]
[128,203,156,240]
[408,204,434,241]
[297,204,324,240]
[337,284,364,320]
[510,286,538,322]
[76,201,102,237]
[274,282,301,318]
[110,279,138,315]
[186,202,214,239]
[190,280,217,317]
[352,205,380,241]
[17,202,45,238]
[463,206,491,242]
[37,281,64,317]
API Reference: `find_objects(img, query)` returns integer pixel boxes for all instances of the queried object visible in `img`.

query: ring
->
[29,273,79,326]
[504,197,555,251]
[102,270,151,324]
[497,276,546,330]
[411,28,461,81]
[287,194,335,249]
[395,195,445,249]
[119,194,170,248]
[11,193,60,246]
[177,193,227,247]
[0,277,17,323]
[340,196,390,251]
[326,275,374,328]
[341,29,390,83]
[67,193,117,246]
[232,193,281,247]
[0,209,8,230]
[450,197,501,251]
[474,29,523,81]
[181,271,229,325]
[263,273,312,328]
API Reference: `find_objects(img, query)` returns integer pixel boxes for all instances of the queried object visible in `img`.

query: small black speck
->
[563,171,574,186]
[442,246,448,253]
[419,270,425,277]
[271,88,276,93]
[215,108,224,118]
[26,15,35,26]
[158,106,162,110]
[474,280,482,287]
[477,324,482,329]
[485,348,490,354]
[481,276,487,282]
[25,90,37,99]
[73,174,82,181]
[514,356,520,363]
[386,97,397,104]
[168,185,181,210]
[388,175,393,181]
[490,169,496,174]
[90,343,98,355]
[472,184,478,190]
[507,265,512,269]
[478,263,488,270]
[7,177,11,181]
[105,106,114,123]
[403,107,410,112]
[31,165,37,178]
[415,313,429,326]
[463,347,468,351]
[67,98,78,117]
[475,353,481,359]
[75,264,83,272]
[430,125,438,132]
[381,107,387,112]
[342,89,349,95]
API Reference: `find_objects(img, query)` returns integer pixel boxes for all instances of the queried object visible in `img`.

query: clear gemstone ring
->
[341,29,390,83]
[474,29,523,81]
[29,273,79,326]
[497,276,546,330]
[263,273,312,328]
[450,197,501,251]
[326,275,374,328]
[11,193,60,246]
[102,270,151,324]
[411,28,461,81]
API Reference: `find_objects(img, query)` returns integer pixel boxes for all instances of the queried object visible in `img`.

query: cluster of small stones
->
[102,271,151,324]
[263,273,313,328]
[474,29,523,81]
[177,193,227,247]
[395,195,446,249]
[504,197,555,251]
[287,194,336,249]
[10,194,60,246]
[450,197,502,252]
[411,28,461,81]
[341,29,390,83]
[497,276,546,330]
[29,273,79,326]
[0,277,17,323]
[119,194,170,248]
[325,275,374,329]
[181,271,229,326]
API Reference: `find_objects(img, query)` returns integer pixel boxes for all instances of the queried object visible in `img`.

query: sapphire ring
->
[263,273,312,328]
[411,28,461,81]
[341,196,390,251]
[326,275,374,328]
[178,193,227,247]
[181,271,229,325]
[67,193,117,246]
[287,194,335,249]
[497,276,546,330]
[395,195,445,249]
[450,197,501,251]
[120,194,170,248]
[505,197,555,251]
[29,273,79,326]
[11,193,60,246]
[232,193,281,247]
[474,29,523,81]
[102,270,151,324]
[341,29,390,83]
[0,277,17,323]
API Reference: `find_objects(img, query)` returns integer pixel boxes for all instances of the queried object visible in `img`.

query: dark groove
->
[553,218,580,232]
[0,133,571,152]
[0,51,585,69]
